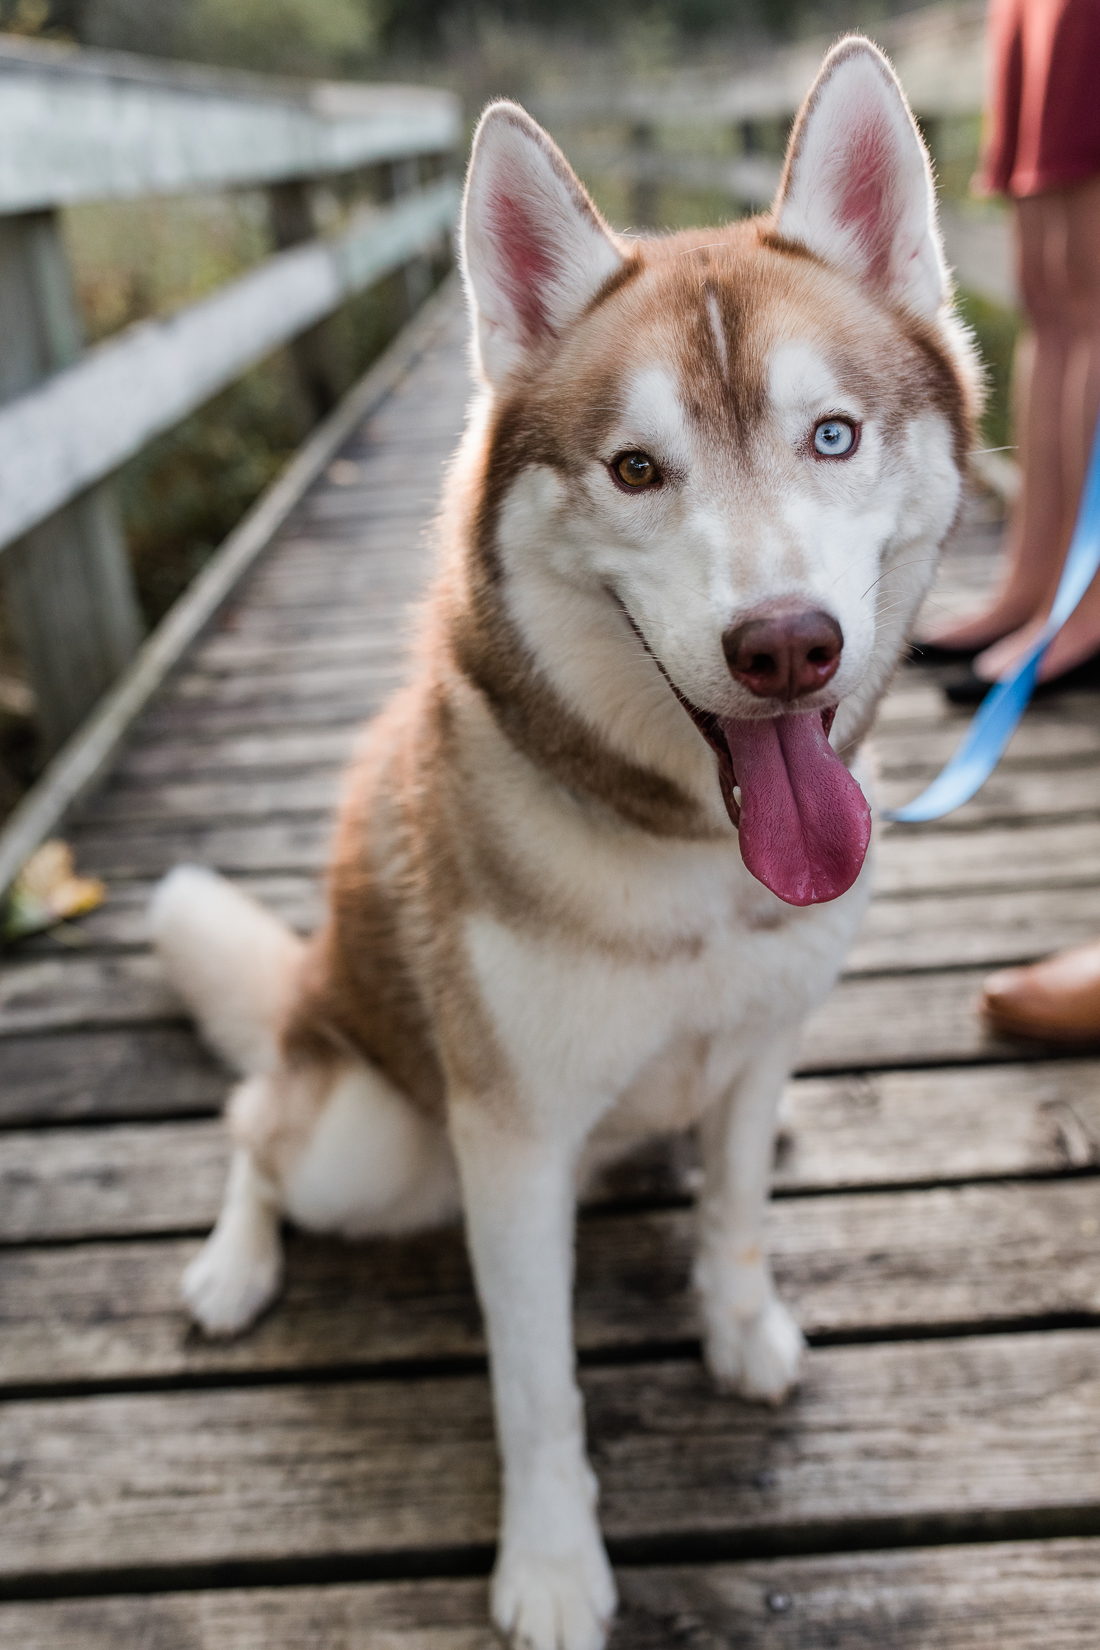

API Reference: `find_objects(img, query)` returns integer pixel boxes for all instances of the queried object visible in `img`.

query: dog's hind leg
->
[183,1059,460,1337]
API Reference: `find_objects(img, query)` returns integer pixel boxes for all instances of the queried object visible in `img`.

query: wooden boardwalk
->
[4,286,1100,1646]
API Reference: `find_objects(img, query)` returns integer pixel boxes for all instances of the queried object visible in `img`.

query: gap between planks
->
[4,1176,1100,1393]
[4,1331,1100,1590]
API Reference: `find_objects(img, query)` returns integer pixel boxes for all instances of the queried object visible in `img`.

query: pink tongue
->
[719,714,871,907]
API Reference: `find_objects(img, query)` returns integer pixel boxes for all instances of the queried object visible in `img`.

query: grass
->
[956,287,1022,456]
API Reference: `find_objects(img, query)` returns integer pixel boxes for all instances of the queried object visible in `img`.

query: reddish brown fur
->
[262,181,975,1141]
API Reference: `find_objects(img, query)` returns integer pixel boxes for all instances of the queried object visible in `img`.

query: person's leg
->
[975,174,1100,680]
[920,191,1072,653]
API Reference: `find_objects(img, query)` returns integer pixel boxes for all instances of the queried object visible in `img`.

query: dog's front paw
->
[493,1536,616,1650]
[181,1221,282,1337]
[703,1296,805,1404]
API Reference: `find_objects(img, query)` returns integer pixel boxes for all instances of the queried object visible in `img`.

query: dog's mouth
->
[613,598,871,907]
[676,691,871,907]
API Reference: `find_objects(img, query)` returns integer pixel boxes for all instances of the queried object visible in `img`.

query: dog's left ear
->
[461,101,626,387]
[774,37,947,320]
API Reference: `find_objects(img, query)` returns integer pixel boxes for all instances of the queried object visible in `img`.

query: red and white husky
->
[153,36,978,1650]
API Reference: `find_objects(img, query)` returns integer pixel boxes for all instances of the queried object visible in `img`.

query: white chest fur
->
[462,824,873,1143]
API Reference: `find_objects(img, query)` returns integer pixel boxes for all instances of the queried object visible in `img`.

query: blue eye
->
[813,419,857,458]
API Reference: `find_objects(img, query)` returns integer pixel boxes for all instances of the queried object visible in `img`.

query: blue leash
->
[886,415,1100,823]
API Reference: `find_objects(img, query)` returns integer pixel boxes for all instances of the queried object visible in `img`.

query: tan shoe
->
[981,939,1100,1043]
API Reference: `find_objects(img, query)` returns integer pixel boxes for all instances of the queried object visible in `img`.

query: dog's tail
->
[150,865,304,1076]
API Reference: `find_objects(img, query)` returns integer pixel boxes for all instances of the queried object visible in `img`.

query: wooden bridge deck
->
[3,286,1100,1646]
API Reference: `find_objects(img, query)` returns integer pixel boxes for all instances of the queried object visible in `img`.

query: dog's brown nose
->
[723,608,843,701]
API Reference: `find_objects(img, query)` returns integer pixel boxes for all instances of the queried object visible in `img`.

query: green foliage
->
[955,286,1022,456]
[119,358,300,626]
[183,0,379,76]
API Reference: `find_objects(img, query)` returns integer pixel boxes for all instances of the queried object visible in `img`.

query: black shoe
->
[943,645,1100,706]
[907,638,986,665]
[942,667,993,705]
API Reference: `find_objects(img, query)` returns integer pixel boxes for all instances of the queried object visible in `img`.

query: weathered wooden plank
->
[0,1027,225,1127]
[0,1119,227,1242]
[128,688,406,740]
[800,967,1027,1070]
[6,1055,1100,1243]
[67,816,334,880]
[615,1542,1100,1650]
[7,1049,1094,1211]
[849,884,1100,975]
[0,952,180,1036]
[3,1331,1099,1583]
[114,725,360,782]
[203,564,431,611]
[879,762,1100,829]
[783,1060,1100,1187]
[16,873,322,951]
[85,771,343,828]
[0,40,461,211]
[877,712,1100,775]
[6,1541,1100,1650]
[5,1177,1100,1386]
[169,656,409,705]
[876,819,1100,898]
[185,624,411,676]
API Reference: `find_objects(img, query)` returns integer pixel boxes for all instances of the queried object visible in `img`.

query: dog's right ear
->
[461,101,626,387]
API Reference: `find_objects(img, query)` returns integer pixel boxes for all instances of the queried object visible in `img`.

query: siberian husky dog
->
[152,35,978,1650]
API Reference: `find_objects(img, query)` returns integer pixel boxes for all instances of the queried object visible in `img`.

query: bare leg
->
[974,179,1100,678]
[450,1103,616,1650]
[694,1041,804,1402]
[920,183,1100,661]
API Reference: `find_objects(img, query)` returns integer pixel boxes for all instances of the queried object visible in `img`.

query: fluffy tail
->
[149,865,304,1075]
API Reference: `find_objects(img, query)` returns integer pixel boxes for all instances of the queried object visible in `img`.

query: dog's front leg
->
[450,1102,616,1650]
[694,1039,806,1403]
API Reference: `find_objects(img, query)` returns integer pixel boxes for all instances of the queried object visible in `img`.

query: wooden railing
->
[531,1,1014,315]
[0,33,461,752]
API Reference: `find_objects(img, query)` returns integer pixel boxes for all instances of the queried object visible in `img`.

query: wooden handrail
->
[0,36,462,757]
[0,180,458,556]
[0,33,460,209]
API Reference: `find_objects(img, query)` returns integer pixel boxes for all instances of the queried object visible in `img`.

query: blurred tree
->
[182,0,379,76]
[5,0,916,67]
[72,0,378,72]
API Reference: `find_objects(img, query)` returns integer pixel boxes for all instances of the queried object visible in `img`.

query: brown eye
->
[613,451,660,489]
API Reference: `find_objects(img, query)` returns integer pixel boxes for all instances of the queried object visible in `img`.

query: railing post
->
[267,179,344,420]
[0,211,143,753]
[387,157,433,316]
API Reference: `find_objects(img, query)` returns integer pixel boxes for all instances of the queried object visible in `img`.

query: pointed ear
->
[460,101,626,386]
[774,37,947,319]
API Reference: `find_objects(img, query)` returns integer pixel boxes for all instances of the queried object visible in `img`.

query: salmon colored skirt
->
[980,0,1100,198]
